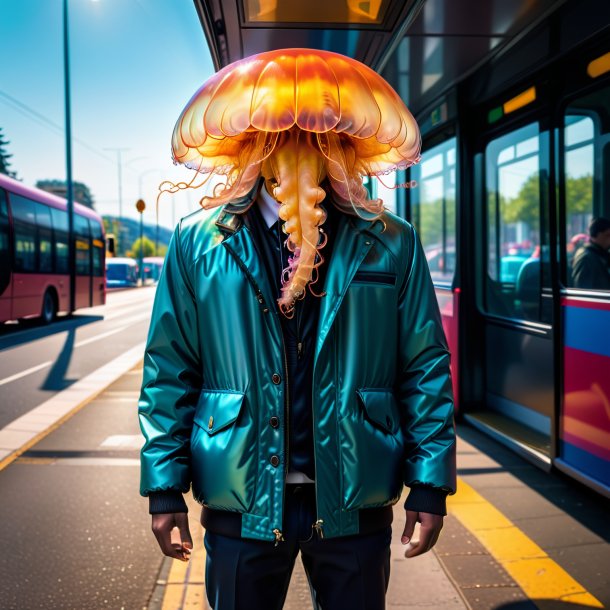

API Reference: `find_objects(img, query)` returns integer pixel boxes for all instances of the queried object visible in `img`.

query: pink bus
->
[0,174,106,324]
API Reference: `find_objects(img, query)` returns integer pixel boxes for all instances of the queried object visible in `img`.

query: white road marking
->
[0,342,146,463]
[56,457,140,467]
[0,360,54,388]
[73,324,134,349]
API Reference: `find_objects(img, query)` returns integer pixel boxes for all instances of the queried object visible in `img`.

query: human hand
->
[401,510,444,558]
[151,513,193,562]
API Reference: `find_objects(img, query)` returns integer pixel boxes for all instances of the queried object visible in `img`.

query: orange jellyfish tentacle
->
[267,129,327,315]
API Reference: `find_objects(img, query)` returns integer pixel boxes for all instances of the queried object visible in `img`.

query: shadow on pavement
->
[0,314,103,350]
[41,328,77,391]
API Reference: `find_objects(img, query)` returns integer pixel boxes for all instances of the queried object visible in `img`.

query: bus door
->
[475,121,555,464]
[90,219,106,306]
[0,188,11,321]
[556,84,610,495]
[75,214,92,309]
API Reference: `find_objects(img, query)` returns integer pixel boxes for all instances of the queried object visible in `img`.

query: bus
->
[142,256,164,285]
[105,257,138,289]
[0,173,106,324]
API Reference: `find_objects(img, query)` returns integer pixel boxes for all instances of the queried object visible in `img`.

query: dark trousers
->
[203,484,392,610]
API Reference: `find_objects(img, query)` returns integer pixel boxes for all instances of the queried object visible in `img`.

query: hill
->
[103,215,174,256]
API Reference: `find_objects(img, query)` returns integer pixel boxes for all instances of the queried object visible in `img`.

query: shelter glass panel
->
[410,137,456,284]
[484,123,543,321]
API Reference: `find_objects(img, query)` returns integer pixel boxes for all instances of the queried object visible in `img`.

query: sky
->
[0,0,216,230]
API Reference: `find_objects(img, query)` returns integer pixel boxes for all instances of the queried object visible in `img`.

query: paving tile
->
[472,485,563,521]
[435,515,488,557]
[440,554,516,589]
[460,585,534,610]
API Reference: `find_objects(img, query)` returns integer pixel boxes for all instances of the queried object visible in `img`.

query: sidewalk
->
[121,362,608,609]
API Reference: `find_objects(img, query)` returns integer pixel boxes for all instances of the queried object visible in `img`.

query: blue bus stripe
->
[563,306,610,359]
[560,440,610,487]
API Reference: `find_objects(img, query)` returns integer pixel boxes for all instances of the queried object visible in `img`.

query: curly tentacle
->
[266,129,327,316]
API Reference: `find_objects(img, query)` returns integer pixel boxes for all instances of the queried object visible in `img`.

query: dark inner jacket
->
[148,187,448,520]
[245,189,340,480]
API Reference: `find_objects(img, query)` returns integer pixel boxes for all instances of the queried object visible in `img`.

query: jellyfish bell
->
[170,48,421,317]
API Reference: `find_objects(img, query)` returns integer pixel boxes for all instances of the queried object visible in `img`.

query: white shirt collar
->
[257,181,280,229]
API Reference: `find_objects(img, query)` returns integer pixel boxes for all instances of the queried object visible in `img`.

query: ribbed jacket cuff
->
[148,490,188,514]
[404,486,448,516]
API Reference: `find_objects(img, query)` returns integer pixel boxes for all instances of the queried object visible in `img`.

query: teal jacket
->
[138,193,456,541]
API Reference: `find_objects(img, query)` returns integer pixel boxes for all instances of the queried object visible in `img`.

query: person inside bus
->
[138,49,456,610]
[572,217,610,290]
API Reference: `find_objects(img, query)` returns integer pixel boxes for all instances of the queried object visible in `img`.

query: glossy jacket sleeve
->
[138,223,202,497]
[396,224,456,495]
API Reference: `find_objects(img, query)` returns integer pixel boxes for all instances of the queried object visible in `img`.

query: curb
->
[0,342,146,471]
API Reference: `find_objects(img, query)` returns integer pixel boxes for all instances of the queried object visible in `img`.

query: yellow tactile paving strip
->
[449,478,604,608]
[162,518,207,610]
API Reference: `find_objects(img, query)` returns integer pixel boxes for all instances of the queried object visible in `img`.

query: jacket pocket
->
[356,388,400,435]
[340,388,404,511]
[190,389,255,512]
[193,390,244,435]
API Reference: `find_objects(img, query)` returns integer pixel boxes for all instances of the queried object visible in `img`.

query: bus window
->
[75,214,91,276]
[50,207,69,274]
[0,188,10,295]
[484,123,544,321]
[34,203,53,273]
[410,137,456,284]
[564,86,610,291]
[10,194,37,272]
[90,219,105,277]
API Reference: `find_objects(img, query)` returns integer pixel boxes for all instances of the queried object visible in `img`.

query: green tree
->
[128,236,156,258]
[36,179,96,209]
[0,128,17,178]
[501,172,593,226]
[565,174,593,216]
[501,172,539,227]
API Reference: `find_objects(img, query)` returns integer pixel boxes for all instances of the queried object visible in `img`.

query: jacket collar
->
[215,184,386,363]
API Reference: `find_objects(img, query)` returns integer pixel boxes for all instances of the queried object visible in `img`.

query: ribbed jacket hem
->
[148,490,188,514]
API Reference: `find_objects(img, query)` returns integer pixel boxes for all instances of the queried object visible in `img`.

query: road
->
[0,287,155,429]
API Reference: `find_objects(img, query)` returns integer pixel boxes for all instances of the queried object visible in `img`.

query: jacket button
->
[270,455,280,467]
[269,416,280,428]
[272,373,281,385]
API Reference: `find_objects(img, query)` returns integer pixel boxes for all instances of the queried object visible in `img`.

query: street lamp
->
[136,198,146,285]
[138,168,163,255]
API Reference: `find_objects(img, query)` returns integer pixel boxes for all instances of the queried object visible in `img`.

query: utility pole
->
[62,0,75,314]
[105,147,129,255]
